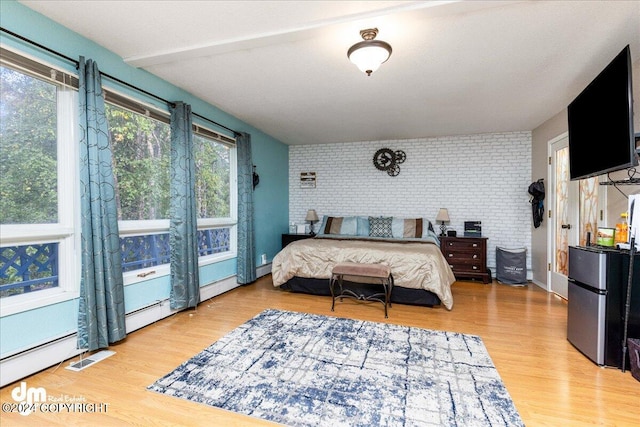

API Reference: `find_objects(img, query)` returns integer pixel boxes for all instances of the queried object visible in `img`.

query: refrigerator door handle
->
[568,277,607,295]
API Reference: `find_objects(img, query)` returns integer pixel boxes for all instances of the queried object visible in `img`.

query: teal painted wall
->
[253,141,290,264]
[0,0,289,356]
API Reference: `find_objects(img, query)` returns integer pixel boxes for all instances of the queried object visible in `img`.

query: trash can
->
[496,247,527,285]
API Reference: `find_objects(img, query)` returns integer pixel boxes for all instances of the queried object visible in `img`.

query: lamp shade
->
[435,208,450,223]
[347,28,392,76]
[348,42,391,75]
[305,209,319,222]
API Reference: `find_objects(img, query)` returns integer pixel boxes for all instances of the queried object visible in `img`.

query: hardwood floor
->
[1,276,639,426]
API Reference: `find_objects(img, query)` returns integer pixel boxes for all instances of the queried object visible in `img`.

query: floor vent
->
[65,350,115,372]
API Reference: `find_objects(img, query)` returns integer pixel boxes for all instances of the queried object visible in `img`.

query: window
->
[0,49,79,314]
[105,93,237,282]
[0,66,58,224]
[0,47,238,306]
[0,243,59,298]
[106,100,171,221]
[105,96,171,282]
[119,229,231,273]
[194,132,231,218]
[120,233,170,272]
[193,129,236,264]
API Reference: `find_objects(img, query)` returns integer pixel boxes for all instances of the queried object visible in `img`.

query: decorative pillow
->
[369,216,393,238]
[322,216,357,235]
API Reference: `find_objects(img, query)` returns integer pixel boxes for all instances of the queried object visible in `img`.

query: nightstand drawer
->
[449,261,484,271]
[444,251,482,261]
[443,240,483,250]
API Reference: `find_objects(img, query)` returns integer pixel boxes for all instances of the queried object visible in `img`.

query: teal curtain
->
[237,132,256,284]
[77,57,126,351]
[169,102,200,310]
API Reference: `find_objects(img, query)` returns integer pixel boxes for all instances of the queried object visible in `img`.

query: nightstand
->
[440,236,491,284]
[281,233,313,248]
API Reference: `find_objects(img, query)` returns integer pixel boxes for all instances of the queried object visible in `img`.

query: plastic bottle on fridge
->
[615,212,628,244]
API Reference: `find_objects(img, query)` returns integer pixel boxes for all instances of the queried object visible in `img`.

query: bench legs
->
[330,273,394,318]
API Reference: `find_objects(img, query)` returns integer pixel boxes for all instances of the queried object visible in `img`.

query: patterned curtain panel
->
[77,57,126,351]
[169,102,200,310]
[237,132,256,284]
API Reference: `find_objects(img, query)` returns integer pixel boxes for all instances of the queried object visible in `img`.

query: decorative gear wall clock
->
[373,148,395,171]
[373,148,406,176]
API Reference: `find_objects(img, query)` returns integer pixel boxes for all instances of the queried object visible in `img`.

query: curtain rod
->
[1,26,240,137]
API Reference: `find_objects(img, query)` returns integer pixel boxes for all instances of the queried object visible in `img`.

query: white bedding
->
[271,236,455,309]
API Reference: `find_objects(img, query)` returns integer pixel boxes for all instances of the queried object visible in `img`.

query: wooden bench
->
[330,262,394,318]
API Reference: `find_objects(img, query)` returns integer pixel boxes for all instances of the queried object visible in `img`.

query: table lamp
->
[436,208,450,236]
[306,209,319,236]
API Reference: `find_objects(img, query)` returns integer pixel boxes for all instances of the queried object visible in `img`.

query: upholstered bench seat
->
[330,262,394,318]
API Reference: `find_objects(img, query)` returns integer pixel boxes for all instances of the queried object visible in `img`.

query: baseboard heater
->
[0,332,77,362]
[0,332,80,388]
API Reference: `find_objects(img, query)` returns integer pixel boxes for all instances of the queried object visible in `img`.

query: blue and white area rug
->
[148,309,524,427]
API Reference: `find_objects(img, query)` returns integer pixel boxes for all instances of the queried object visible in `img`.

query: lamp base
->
[439,222,447,237]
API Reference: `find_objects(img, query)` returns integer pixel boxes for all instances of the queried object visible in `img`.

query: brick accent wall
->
[289,132,533,276]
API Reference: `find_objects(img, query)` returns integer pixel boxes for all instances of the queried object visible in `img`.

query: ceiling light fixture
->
[347,28,392,76]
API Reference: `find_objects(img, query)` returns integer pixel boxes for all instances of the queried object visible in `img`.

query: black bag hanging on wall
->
[528,179,545,228]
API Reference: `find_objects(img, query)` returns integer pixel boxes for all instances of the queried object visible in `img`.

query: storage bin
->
[628,338,640,382]
[496,247,527,285]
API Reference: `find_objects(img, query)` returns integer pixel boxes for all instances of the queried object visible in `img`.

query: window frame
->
[0,47,80,316]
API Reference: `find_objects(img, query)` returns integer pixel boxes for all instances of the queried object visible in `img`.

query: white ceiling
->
[19,0,640,145]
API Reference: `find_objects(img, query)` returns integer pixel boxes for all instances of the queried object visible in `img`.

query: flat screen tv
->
[567,45,636,181]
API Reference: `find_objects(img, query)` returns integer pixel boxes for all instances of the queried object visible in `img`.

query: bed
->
[271,216,456,310]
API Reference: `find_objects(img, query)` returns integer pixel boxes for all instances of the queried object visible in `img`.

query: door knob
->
[561,224,572,229]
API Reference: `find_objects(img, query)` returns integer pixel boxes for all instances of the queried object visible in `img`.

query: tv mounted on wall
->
[567,45,636,181]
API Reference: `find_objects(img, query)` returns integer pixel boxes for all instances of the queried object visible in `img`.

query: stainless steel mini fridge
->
[567,246,625,367]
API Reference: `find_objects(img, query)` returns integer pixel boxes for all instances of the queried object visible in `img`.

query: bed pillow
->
[369,216,393,238]
[422,218,437,238]
[317,215,329,235]
[426,219,435,234]
[392,218,427,238]
[322,216,357,235]
[356,216,370,236]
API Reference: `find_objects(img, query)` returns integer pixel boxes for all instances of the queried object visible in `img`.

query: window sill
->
[199,251,236,266]
[122,251,237,286]
[123,264,171,286]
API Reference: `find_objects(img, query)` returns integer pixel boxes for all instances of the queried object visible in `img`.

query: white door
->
[549,135,577,299]
[549,134,603,299]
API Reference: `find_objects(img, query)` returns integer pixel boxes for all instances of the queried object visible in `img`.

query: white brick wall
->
[289,131,533,277]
